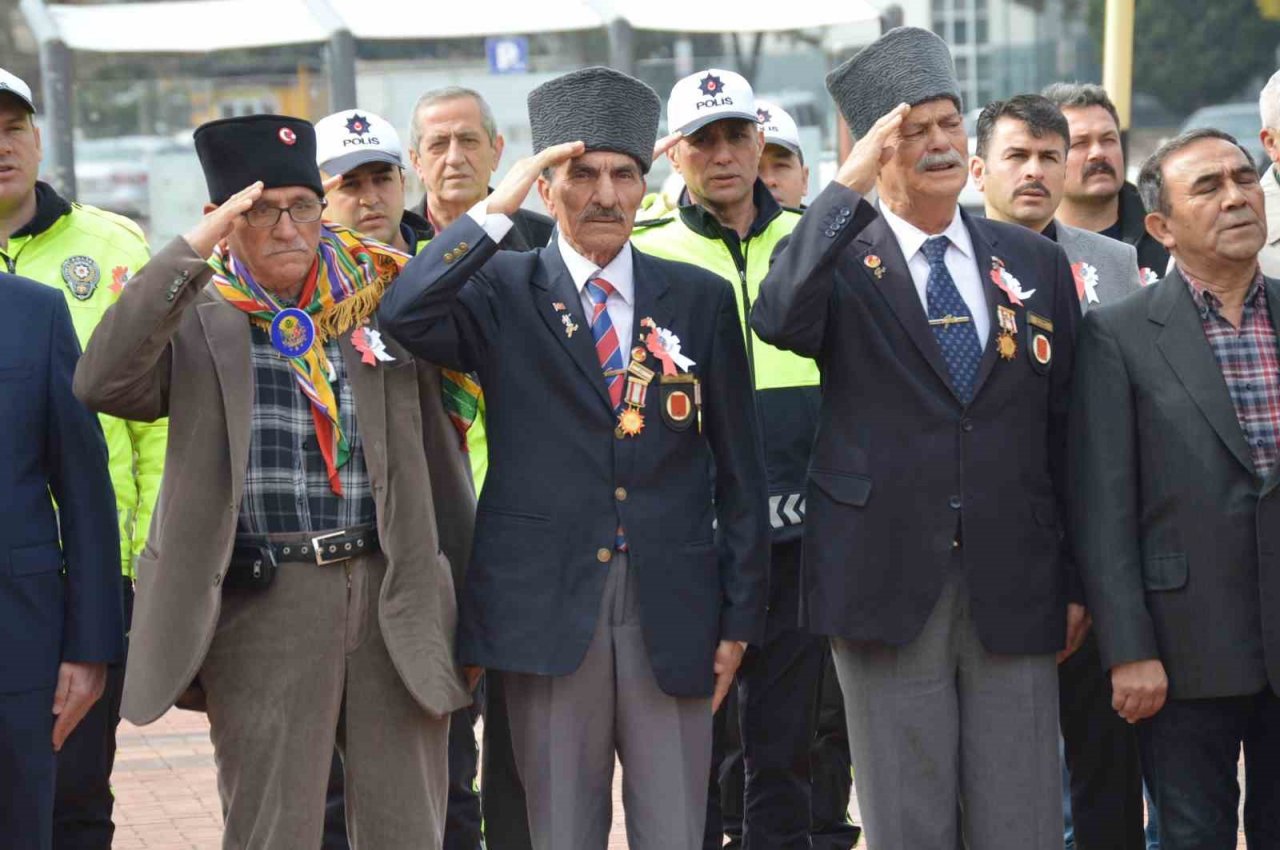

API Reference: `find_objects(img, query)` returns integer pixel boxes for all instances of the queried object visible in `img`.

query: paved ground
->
[111,709,1246,849]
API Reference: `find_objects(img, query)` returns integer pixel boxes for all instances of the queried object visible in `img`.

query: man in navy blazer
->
[750,28,1082,850]
[379,67,769,850]
[0,273,123,850]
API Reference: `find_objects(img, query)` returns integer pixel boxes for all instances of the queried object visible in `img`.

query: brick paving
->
[111,709,1247,849]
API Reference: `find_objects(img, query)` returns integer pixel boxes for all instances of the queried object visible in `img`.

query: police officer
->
[754,101,809,210]
[631,69,831,850]
[0,67,161,850]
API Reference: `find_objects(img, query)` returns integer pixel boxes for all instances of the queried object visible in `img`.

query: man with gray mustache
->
[751,27,1082,850]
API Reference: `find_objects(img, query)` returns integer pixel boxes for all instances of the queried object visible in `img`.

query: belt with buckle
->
[233,526,380,568]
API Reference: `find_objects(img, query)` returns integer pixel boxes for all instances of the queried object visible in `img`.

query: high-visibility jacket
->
[631,181,817,541]
[2,182,163,577]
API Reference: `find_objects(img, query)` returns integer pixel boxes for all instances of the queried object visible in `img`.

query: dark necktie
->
[922,235,982,403]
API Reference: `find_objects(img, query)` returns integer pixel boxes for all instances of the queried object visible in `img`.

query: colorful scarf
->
[211,223,402,494]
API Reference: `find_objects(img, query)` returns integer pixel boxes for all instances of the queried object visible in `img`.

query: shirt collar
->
[1179,265,1265,318]
[880,203,973,263]
[557,232,634,304]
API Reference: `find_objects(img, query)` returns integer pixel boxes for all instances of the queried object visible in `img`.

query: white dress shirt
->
[880,203,990,348]
[465,200,634,346]
[559,233,635,349]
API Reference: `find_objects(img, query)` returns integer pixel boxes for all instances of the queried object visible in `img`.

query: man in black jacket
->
[1044,82,1170,282]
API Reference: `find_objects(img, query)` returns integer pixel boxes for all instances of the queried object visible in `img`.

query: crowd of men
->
[1,20,1278,850]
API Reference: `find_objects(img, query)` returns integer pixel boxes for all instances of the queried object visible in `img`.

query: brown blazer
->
[74,237,475,724]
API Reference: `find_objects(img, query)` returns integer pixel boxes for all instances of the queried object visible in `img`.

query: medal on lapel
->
[616,360,656,438]
[352,324,395,366]
[863,254,886,280]
[552,300,578,337]
[996,304,1018,361]
[270,307,316,358]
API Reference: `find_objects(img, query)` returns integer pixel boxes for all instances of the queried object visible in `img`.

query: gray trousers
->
[200,552,449,849]
[504,552,713,850]
[830,569,1061,850]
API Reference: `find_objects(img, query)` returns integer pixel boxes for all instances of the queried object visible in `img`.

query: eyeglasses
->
[243,199,327,228]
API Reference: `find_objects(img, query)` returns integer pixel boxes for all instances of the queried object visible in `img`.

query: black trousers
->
[0,685,57,850]
[1058,631,1146,850]
[707,540,853,850]
[52,577,132,850]
[322,674,532,850]
[1138,687,1280,850]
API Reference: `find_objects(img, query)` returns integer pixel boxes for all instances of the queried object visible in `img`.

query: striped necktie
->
[585,276,625,409]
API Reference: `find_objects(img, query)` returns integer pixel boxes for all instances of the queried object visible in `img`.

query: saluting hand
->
[652,130,683,162]
[711,640,747,713]
[183,181,264,259]
[835,103,910,196]
[486,141,586,217]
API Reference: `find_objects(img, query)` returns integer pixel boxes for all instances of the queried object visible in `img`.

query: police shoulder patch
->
[61,255,101,301]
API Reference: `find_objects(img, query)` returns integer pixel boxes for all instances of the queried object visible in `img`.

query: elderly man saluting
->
[74,115,475,848]
[379,67,770,850]
[751,27,1082,850]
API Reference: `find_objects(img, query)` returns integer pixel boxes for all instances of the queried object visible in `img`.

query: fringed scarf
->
[210,223,400,494]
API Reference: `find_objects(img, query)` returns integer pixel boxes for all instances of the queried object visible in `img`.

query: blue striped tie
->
[585,276,628,551]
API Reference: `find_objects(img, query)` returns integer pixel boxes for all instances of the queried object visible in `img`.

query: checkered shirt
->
[1181,267,1280,478]
[238,323,376,534]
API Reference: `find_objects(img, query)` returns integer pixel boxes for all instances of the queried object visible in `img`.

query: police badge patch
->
[61,255,101,301]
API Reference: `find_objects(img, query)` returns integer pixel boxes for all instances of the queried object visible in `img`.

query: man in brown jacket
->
[73,115,475,849]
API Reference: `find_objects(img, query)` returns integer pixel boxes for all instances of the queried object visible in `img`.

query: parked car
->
[1180,102,1267,169]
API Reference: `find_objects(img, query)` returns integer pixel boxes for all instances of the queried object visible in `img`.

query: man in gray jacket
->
[970,93,1146,850]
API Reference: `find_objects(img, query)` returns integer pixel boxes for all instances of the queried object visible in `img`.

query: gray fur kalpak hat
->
[825,27,963,139]
[528,66,661,173]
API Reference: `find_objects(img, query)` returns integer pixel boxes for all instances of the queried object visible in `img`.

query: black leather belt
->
[233,526,380,569]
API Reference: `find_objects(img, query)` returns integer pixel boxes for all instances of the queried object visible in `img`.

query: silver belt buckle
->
[311,530,349,566]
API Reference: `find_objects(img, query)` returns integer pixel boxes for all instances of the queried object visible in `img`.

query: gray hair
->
[1261,69,1280,131]
[1137,127,1257,215]
[408,86,497,152]
[1041,82,1121,132]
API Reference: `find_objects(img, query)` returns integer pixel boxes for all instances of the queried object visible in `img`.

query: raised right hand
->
[835,103,910,196]
[183,182,264,258]
[487,141,586,217]
[1110,658,1168,724]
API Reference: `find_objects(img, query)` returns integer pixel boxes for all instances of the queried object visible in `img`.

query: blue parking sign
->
[486,37,529,75]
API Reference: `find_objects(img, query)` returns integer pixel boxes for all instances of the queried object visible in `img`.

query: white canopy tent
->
[19,0,883,194]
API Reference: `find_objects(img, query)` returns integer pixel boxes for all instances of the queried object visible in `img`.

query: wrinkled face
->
[669,119,764,209]
[0,97,40,211]
[879,98,968,203]
[323,161,406,245]
[758,143,808,208]
[410,96,503,207]
[227,186,323,294]
[972,117,1066,229]
[1149,138,1265,265]
[1062,105,1125,203]
[537,151,644,263]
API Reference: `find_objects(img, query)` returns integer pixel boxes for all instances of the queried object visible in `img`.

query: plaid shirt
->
[238,324,376,534]
[1181,267,1280,478]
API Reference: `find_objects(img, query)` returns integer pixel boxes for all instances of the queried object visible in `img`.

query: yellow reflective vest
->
[631,183,818,539]
[2,184,163,577]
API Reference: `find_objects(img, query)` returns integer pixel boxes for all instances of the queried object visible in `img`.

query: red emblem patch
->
[278,127,297,146]
[666,390,691,421]
[1032,332,1052,365]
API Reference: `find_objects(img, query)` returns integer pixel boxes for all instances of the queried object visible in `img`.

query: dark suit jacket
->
[750,183,1080,654]
[378,217,770,698]
[1069,270,1280,699]
[1,273,122,694]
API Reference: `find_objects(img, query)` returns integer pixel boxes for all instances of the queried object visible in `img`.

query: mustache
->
[581,205,624,223]
[916,150,965,172]
[1014,180,1050,197]
[1083,160,1116,180]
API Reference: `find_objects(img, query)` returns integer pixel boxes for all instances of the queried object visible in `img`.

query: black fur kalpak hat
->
[528,67,662,173]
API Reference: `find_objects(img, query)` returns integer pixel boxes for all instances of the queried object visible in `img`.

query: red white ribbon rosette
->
[1071,261,1100,305]
[352,326,395,366]
[990,260,1036,306]
[641,318,696,377]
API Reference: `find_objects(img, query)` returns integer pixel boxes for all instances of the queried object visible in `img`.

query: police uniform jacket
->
[378,215,771,698]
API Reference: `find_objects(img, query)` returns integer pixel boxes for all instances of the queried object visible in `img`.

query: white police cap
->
[314,109,403,176]
[667,68,758,137]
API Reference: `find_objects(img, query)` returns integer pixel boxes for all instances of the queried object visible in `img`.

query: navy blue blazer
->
[379,217,770,698]
[751,183,1080,655]
[1,273,122,694]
